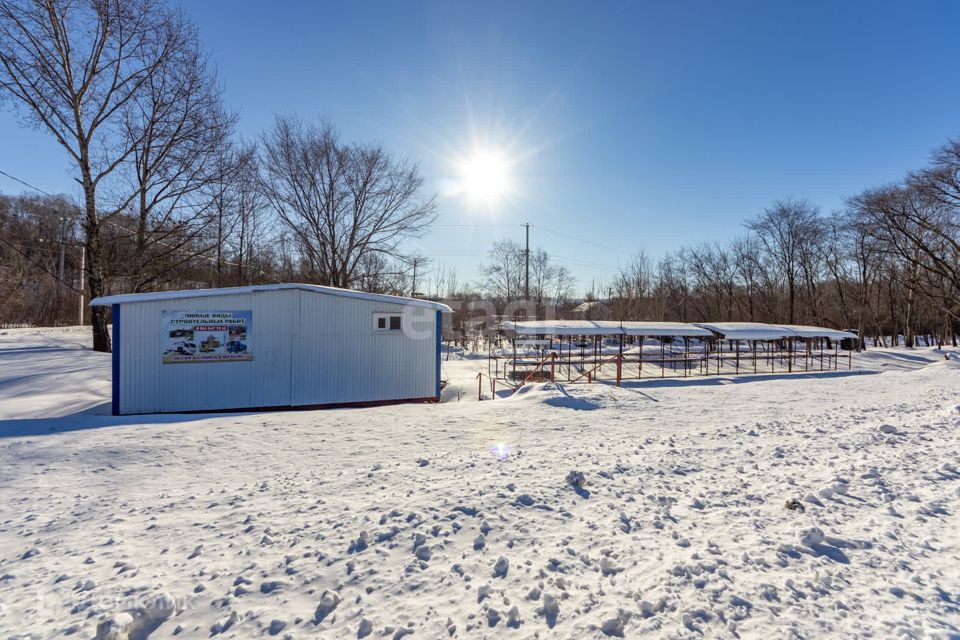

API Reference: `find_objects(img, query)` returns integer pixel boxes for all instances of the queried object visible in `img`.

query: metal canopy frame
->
[489,321,853,389]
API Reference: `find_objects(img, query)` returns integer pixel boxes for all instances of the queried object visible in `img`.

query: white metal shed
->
[91,284,451,415]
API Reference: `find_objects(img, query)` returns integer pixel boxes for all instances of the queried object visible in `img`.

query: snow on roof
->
[692,322,796,341]
[501,320,713,337]
[693,322,857,341]
[773,324,858,340]
[620,322,714,337]
[90,284,453,312]
[501,320,623,336]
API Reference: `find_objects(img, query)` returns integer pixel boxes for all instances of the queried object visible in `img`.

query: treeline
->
[598,139,960,347]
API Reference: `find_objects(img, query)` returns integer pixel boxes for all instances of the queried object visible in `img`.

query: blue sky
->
[2,0,958,291]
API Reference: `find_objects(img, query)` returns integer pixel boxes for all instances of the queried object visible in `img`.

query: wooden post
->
[753,340,757,374]
[735,339,740,374]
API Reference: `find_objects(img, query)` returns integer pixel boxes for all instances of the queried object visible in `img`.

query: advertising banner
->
[162,311,252,364]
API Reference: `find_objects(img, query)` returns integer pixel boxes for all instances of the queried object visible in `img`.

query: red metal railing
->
[568,353,623,386]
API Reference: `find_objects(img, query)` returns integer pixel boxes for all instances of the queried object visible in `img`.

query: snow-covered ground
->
[1,327,959,639]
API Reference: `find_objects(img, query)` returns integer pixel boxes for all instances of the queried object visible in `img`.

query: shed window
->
[375,313,403,332]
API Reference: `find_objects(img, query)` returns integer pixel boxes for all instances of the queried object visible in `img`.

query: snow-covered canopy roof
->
[620,322,714,337]
[502,320,856,341]
[773,324,858,340]
[502,320,623,336]
[90,284,453,312]
[501,320,713,338]
[693,322,856,341]
[692,322,795,341]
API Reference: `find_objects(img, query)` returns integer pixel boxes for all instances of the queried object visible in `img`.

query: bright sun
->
[456,148,512,208]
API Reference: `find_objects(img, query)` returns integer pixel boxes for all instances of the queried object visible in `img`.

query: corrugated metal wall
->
[116,289,438,414]
[291,293,437,405]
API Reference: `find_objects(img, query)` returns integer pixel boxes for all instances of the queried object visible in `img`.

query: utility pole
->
[411,256,427,298]
[411,258,418,298]
[57,215,67,283]
[523,223,531,302]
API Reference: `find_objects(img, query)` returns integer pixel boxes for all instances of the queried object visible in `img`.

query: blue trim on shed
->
[435,310,442,400]
[111,304,120,415]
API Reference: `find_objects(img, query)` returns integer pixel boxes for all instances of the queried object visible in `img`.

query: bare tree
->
[821,212,855,330]
[259,116,436,289]
[731,236,764,322]
[746,198,822,324]
[480,238,524,306]
[683,243,737,321]
[652,252,689,322]
[530,249,574,318]
[1,0,189,351]
[230,146,270,286]
[849,184,959,322]
[611,252,653,320]
[120,17,236,292]
[479,240,573,316]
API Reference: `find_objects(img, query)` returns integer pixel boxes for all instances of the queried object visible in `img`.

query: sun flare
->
[456,147,513,208]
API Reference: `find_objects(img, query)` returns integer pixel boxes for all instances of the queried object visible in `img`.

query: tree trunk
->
[788,276,796,325]
[82,178,111,353]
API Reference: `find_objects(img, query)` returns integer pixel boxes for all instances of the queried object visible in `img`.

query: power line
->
[0,169,58,197]
[432,223,524,228]
[0,235,83,294]
[432,218,636,260]
[537,225,635,257]
[551,255,620,273]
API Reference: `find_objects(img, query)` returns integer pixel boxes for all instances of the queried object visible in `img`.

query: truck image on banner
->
[162,310,252,364]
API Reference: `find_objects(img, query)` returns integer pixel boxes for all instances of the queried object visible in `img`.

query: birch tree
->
[1,0,193,350]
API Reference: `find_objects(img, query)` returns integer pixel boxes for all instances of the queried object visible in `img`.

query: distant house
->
[571,299,610,320]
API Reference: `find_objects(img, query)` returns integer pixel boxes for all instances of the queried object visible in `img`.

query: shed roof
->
[501,320,713,337]
[90,284,453,312]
